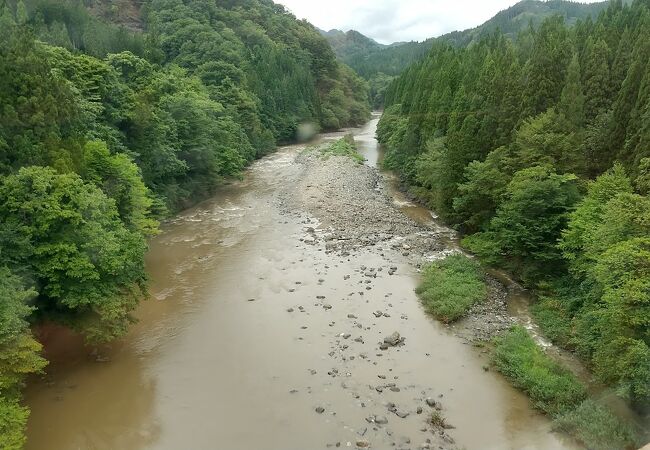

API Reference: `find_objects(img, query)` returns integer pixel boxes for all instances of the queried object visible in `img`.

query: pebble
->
[425,398,438,408]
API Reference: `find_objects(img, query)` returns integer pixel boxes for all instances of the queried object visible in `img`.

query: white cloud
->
[276,0,602,44]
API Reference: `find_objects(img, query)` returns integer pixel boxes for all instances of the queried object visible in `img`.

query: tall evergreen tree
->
[559,53,586,129]
[582,37,611,122]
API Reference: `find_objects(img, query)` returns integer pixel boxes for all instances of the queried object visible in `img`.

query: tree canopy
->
[0,0,371,445]
[378,0,650,407]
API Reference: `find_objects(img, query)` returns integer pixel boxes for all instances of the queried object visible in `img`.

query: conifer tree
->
[15,0,27,25]
[582,37,611,122]
[558,53,585,129]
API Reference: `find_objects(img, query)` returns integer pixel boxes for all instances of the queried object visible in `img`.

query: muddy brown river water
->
[25,115,581,450]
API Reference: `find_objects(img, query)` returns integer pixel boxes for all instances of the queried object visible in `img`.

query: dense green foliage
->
[0,0,370,333]
[322,0,607,108]
[12,0,147,57]
[0,0,370,445]
[378,0,650,408]
[443,0,609,47]
[493,327,640,449]
[554,399,641,450]
[415,254,486,322]
[1,166,149,341]
[0,269,47,449]
[493,326,587,416]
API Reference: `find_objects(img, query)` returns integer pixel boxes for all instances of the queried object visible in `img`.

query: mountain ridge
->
[324,0,612,80]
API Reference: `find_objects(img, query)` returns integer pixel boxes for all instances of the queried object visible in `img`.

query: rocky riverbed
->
[25,124,576,450]
[284,148,514,345]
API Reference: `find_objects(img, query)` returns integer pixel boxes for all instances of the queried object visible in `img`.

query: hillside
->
[378,2,650,443]
[0,0,370,446]
[318,28,385,56]
[440,0,611,46]
[324,0,611,107]
[84,0,144,31]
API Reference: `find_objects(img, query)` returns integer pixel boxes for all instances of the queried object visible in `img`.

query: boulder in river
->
[394,409,409,419]
[425,397,441,409]
[374,415,389,425]
[383,332,403,346]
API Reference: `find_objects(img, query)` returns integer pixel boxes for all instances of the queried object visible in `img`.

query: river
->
[25,114,580,450]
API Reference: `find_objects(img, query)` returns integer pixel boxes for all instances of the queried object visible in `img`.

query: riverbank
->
[351,130,648,448]
[290,144,515,345]
[26,124,577,450]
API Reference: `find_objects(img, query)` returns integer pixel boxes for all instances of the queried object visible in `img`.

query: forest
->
[0,0,370,447]
[378,0,649,417]
[323,0,609,108]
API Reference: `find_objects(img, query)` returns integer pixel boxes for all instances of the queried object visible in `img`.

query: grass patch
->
[493,324,642,449]
[553,399,641,450]
[415,254,487,323]
[530,296,574,349]
[430,410,453,429]
[493,325,586,416]
[318,136,364,164]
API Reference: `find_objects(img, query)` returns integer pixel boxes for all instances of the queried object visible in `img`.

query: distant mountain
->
[318,28,385,58]
[439,0,612,46]
[325,0,611,81]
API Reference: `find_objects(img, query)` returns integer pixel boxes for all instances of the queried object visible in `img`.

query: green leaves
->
[0,268,47,449]
[379,5,650,408]
[317,138,364,164]
[416,254,487,323]
[591,238,650,399]
[465,166,580,282]
[0,268,46,396]
[0,398,30,450]
[0,167,147,343]
[493,326,586,416]
[554,399,641,450]
[147,0,369,147]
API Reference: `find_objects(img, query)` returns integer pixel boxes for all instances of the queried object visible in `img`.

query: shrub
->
[415,254,487,323]
[319,137,364,164]
[0,398,29,450]
[493,326,586,416]
[531,296,574,348]
[553,399,641,450]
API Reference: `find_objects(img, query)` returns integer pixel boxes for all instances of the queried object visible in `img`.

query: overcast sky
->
[277,0,601,44]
